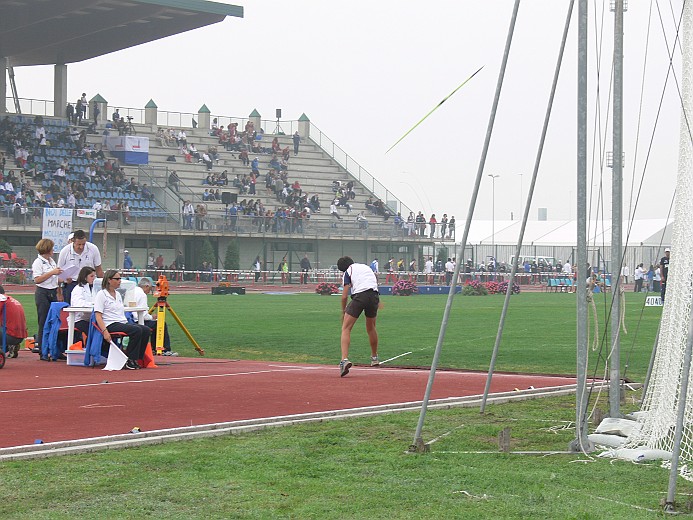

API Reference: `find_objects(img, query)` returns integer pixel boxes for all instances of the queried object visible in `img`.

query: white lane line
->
[80,404,126,409]
[0,367,314,395]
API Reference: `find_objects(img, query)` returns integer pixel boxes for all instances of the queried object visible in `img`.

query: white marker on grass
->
[381,351,413,364]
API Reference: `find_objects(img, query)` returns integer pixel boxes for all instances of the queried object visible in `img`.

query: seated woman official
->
[70,266,97,344]
[93,270,150,370]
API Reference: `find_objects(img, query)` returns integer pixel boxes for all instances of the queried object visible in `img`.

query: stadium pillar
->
[54,64,68,119]
[198,104,210,133]
[145,99,158,129]
[298,113,310,140]
[91,94,108,125]
[249,109,261,133]
[0,59,6,113]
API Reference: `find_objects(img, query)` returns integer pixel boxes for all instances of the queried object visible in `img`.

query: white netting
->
[623,0,693,460]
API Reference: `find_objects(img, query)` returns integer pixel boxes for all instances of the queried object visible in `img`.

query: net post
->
[665,310,693,510]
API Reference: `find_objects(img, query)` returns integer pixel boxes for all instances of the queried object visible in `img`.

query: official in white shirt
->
[70,266,97,342]
[57,229,104,304]
[32,238,62,357]
[94,270,150,370]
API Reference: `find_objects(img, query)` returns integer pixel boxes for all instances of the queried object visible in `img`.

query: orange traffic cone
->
[138,343,158,368]
[68,341,84,351]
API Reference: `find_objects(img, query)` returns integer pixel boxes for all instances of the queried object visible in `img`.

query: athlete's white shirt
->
[343,263,378,295]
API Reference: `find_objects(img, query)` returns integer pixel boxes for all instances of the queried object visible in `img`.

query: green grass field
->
[13,290,662,379]
[3,291,673,518]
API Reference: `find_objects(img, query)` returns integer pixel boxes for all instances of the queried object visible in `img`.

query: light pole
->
[488,174,500,274]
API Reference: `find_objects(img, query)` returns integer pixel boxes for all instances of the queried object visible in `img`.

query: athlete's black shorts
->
[345,289,380,319]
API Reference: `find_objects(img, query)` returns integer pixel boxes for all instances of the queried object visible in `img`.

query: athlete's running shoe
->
[339,358,352,377]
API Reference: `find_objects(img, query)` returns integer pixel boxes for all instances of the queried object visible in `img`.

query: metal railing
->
[0,207,455,242]
[3,97,54,117]
[308,122,412,217]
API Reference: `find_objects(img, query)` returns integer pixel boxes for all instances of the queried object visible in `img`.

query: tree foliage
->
[0,239,11,254]
[224,240,240,270]
[197,239,216,267]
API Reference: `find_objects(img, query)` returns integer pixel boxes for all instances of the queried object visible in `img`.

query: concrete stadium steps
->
[90,124,375,217]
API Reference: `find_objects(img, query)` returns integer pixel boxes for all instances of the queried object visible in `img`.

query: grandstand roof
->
[465,219,673,247]
[0,0,243,67]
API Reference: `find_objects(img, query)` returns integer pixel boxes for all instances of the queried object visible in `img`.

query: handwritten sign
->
[42,208,73,250]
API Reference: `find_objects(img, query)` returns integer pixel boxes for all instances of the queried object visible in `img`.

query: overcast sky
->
[12,0,685,223]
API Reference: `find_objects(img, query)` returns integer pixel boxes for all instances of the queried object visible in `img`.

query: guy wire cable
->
[585,0,687,407]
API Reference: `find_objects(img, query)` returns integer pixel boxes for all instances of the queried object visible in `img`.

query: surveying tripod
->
[150,275,205,356]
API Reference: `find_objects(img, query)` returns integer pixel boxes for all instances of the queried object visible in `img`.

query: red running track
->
[0,355,578,449]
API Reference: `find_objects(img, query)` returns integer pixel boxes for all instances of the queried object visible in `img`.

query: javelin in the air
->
[386,66,484,154]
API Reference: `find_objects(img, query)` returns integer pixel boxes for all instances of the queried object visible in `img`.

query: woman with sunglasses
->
[93,269,150,370]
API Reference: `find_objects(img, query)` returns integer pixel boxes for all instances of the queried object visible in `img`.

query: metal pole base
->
[568,438,594,453]
[407,438,430,454]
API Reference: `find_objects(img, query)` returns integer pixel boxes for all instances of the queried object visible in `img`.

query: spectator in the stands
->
[308,194,321,213]
[239,149,249,166]
[66,103,75,123]
[80,93,88,121]
[416,212,426,236]
[251,156,260,174]
[330,199,342,227]
[182,200,194,229]
[53,165,66,184]
[141,183,153,200]
[208,145,219,164]
[202,151,213,171]
[92,101,100,125]
[168,170,180,191]
[75,97,83,124]
[185,143,199,162]
[177,130,187,152]
[357,211,368,229]
[156,127,170,147]
[440,214,448,239]
[293,131,301,155]
[336,192,352,213]
[448,216,456,238]
[405,212,415,236]
[429,214,437,238]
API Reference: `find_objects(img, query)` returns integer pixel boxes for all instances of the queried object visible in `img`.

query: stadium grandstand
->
[0,0,454,279]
